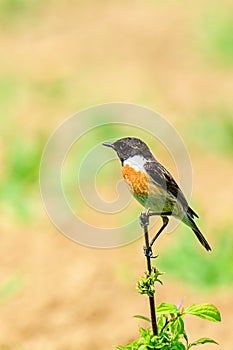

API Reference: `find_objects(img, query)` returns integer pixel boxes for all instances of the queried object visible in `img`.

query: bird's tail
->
[182,212,211,251]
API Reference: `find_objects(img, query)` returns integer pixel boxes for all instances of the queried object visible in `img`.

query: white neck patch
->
[123,155,146,171]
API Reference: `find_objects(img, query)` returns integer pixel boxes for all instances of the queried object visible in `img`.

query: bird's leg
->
[140,209,172,227]
[149,216,169,249]
[140,210,156,258]
[140,210,171,258]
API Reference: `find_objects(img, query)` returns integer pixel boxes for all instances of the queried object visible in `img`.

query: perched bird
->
[103,137,211,252]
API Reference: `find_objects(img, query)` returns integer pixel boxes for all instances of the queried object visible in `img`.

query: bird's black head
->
[102,137,153,164]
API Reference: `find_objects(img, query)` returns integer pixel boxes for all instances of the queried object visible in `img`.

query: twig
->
[140,211,158,336]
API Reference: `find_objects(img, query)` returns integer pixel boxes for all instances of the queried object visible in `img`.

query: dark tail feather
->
[182,213,211,251]
[187,206,199,218]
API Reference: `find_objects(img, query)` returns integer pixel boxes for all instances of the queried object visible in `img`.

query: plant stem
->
[142,215,158,336]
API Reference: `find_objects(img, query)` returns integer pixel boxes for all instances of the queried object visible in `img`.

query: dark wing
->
[144,160,198,218]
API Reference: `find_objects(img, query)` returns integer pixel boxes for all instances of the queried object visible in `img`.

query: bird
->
[103,137,211,253]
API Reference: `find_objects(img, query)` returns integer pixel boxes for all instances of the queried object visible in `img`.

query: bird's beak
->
[102,141,115,149]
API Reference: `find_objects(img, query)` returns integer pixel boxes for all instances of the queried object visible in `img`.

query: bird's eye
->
[120,141,126,149]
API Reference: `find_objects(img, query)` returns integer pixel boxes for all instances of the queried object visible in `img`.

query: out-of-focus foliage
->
[0,273,24,300]
[188,110,233,156]
[197,9,233,65]
[0,0,41,26]
[0,136,45,222]
[159,225,233,290]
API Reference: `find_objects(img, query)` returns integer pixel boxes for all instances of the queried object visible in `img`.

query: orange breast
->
[122,164,149,196]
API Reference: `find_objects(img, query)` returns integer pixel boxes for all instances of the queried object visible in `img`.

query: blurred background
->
[0,0,233,349]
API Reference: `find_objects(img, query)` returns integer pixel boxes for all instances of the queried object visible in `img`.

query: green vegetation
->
[0,273,24,300]
[0,136,45,222]
[159,225,233,290]
[116,268,221,349]
[187,110,233,157]
[197,9,233,65]
[116,212,221,349]
[0,0,41,25]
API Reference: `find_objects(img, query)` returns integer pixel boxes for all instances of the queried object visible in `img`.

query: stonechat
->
[103,137,211,252]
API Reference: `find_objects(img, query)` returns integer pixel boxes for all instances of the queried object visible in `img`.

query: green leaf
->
[138,326,148,338]
[171,317,185,339]
[134,315,151,323]
[156,302,179,315]
[189,337,218,347]
[185,304,221,322]
[175,343,186,350]
[157,278,163,285]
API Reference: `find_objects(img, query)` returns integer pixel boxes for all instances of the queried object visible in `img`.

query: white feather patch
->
[123,155,146,171]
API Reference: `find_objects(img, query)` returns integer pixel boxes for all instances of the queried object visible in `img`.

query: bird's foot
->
[139,208,151,227]
[143,245,158,259]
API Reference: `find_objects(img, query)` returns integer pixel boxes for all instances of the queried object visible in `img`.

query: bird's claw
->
[139,209,151,227]
[143,246,158,259]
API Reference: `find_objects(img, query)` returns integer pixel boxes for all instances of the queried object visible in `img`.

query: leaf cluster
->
[136,268,163,297]
[116,303,221,349]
